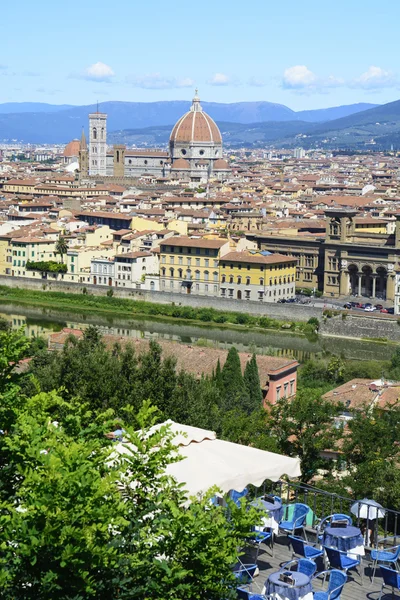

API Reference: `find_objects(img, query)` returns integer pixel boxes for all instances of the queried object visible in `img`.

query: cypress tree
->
[244,353,263,413]
[221,347,249,412]
[214,358,224,393]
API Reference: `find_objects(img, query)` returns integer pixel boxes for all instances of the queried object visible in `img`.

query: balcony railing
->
[262,480,400,550]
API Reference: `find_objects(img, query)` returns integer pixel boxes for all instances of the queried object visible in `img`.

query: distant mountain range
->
[107,100,400,150]
[0,100,379,144]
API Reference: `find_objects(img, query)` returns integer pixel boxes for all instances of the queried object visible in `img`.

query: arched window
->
[161,268,166,276]
[150,281,155,290]
[221,274,226,283]
[178,268,183,278]
[229,276,234,284]
[204,270,209,281]
[259,278,264,286]
[101,128,104,139]
[195,270,200,280]
[246,277,250,285]
[116,150,120,163]
[213,271,218,282]
[93,127,97,140]
[170,268,174,277]
[237,276,242,284]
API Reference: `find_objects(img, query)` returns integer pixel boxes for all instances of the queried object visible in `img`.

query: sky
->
[1,0,399,111]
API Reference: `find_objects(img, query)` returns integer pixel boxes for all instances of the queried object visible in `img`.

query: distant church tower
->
[89,110,107,176]
[78,128,89,178]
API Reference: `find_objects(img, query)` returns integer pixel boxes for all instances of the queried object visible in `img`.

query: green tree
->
[243,353,263,412]
[342,404,400,506]
[0,393,259,599]
[221,347,249,412]
[55,236,68,263]
[270,389,342,482]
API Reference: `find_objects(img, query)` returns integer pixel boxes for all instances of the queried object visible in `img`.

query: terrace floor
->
[240,533,397,600]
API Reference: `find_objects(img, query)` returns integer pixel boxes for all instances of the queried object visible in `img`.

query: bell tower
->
[78,128,89,178]
[89,110,107,176]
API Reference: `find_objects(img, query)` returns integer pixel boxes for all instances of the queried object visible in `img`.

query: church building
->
[78,91,230,184]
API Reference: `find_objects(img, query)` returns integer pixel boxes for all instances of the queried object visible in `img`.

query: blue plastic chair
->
[289,535,324,561]
[318,513,352,534]
[371,541,400,583]
[230,488,249,507]
[379,566,400,600]
[281,557,317,578]
[279,503,310,537]
[312,569,347,600]
[246,527,273,560]
[324,546,363,585]
[233,563,258,585]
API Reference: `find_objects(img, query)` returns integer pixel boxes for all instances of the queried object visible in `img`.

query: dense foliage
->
[26,261,67,273]
[0,327,260,599]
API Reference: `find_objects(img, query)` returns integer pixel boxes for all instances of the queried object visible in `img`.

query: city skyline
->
[1,0,399,110]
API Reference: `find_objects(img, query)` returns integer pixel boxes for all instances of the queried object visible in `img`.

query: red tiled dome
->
[170,91,222,144]
[63,139,81,157]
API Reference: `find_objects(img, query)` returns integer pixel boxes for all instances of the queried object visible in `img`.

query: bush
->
[198,309,214,322]
[307,317,320,330]
[82,287,88,295]
[259,316,272,329]
[235,313,250,325]
[314,290,323,298]
[106,288,114,298]
[213,314,227,323]
[26,260,67,273]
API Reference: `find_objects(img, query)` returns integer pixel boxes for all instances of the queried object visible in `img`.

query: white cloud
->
[128,73,194,89]
[282,65,317,90]
[208,73,232,86]
[352,66,395,89]
[82,62,115,82]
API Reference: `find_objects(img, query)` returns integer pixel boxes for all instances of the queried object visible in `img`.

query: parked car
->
[364,303,372,308]
[374,304,383,310]
[343,302,352,309]
[350,302,359,307]
[277,299,286,303]
[364,306,375,312]
[286,298,296,303]
[380,308,389,313]
[388,307,395,314]
[358,303,366,309]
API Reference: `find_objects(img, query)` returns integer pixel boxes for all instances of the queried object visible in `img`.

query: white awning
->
[112,421,300,497]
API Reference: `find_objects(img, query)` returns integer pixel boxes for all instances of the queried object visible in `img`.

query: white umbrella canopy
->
[350,498,386,520]
[112,420,301,497]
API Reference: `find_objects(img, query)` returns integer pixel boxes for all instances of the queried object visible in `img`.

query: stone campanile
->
[89,111,107,176]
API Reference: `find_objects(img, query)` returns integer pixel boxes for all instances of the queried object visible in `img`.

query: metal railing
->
[261,480,400,550]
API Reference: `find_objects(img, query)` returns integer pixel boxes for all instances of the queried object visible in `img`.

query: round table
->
[323,525,365,557]
[252,498,284,535]
[263,570,313,600]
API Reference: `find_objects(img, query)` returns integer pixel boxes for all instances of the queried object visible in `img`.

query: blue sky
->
[1,0,399,110]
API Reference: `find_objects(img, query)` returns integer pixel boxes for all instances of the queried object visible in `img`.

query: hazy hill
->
[0,100,378,144]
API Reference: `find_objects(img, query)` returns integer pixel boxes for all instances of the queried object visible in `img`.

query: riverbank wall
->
[0,275,321,321]
[319,312,400,342]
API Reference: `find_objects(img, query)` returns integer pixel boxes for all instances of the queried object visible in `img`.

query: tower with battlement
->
[89,112,107,176]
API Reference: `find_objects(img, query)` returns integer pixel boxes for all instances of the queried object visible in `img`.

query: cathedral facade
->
[79,91,230,183]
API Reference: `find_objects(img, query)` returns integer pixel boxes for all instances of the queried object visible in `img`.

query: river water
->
[0,302,396,362]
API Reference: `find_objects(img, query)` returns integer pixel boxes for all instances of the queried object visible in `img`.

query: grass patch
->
[0,285,312,334]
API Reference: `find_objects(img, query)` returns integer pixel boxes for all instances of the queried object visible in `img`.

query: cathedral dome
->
[170,91,222,144]
[63,139,81,157]
[171,158,190,169]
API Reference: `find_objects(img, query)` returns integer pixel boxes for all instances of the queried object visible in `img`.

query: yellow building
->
[220,251,297,302]
[159,236,230,296]
[10,237,56,277]
[65,247,115,283]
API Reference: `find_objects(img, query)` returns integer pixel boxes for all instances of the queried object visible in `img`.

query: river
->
[0,302,396,362]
